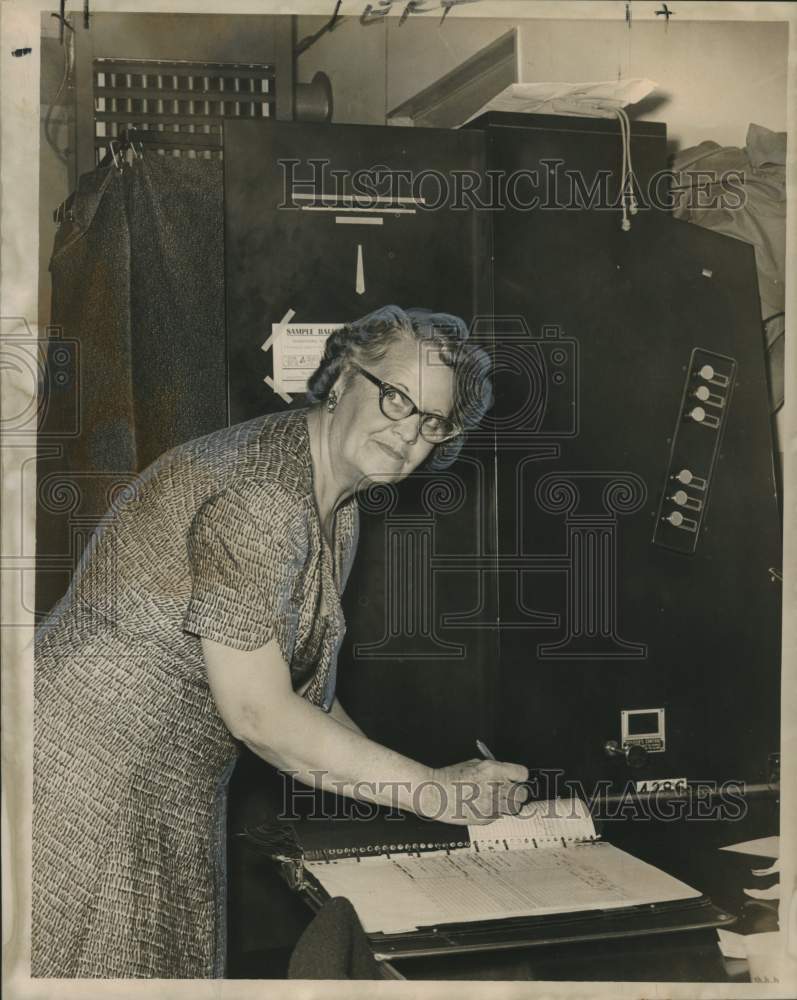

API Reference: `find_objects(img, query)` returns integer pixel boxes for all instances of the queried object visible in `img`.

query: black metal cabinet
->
[224,118,496,968]
[224,118,495,766]
[224,113,780,787]
[222,114,780,969]
[475,113,780,793]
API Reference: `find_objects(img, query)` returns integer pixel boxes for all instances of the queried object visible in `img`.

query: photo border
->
[2,2,795,997]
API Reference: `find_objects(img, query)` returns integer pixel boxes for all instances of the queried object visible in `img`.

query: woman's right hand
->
[419,759,530,826]
[203,635,532,822]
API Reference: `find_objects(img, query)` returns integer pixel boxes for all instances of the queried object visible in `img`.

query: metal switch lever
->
[671,490,703,512]
[686,405,721,429]
[674,468,707,490]
[604,739,648,768]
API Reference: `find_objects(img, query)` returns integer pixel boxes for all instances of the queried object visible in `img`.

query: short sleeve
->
[183,480,307,652]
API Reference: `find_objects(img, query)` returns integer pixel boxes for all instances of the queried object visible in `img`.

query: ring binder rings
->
[245,798,736,959]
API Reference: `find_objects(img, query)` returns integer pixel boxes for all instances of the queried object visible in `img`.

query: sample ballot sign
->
[267,320,342,398]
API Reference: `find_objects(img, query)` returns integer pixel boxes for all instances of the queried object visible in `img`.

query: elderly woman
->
[32,305,527,979]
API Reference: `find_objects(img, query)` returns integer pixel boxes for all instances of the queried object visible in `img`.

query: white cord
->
[615,107,630,231]
[613,106,639,231]
[619,107,639,216]
[44,29,75,164]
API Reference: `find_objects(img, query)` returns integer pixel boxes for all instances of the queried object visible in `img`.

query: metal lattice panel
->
[93,58,274,162]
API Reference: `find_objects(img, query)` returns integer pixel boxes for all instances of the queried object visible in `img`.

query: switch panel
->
[653,348,737,554]
[621,707,666,752]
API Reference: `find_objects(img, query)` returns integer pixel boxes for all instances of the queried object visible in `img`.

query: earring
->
[326,390,338,413]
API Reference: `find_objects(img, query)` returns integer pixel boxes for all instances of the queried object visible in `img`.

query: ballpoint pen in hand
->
[477,739,534,808]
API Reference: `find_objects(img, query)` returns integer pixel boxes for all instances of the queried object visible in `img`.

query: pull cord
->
[613,106,639,231]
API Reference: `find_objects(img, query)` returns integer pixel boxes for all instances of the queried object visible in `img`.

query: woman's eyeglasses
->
[350,364,461,444]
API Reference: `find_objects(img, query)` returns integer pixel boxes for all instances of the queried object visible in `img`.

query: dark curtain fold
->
[126,154,226,470]
[37,166,135,616]
[36,153,227,618]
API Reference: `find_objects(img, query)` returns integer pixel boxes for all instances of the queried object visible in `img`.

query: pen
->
[478,740,534,809]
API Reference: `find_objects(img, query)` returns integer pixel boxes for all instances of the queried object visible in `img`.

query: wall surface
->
[40,11,789,389]
[39,10,293,329]
[299,14,789,155]
[515,18,789,152]
[297,14,388,124]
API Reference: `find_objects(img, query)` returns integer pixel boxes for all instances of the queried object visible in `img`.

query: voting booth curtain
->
[36,155,227,617]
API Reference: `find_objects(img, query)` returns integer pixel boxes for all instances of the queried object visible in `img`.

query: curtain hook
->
[109,140,123,172]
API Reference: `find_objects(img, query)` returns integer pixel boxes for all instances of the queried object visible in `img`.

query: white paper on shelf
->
[463,78,657,124]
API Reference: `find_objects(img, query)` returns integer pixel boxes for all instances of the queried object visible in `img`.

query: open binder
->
[246,798,735,961]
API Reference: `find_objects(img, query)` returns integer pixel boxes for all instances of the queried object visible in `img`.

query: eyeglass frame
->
[348,363,462,444]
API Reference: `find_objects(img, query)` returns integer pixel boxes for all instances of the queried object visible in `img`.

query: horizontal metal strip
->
[94,61,274,80]
[293,192,425,206]
[335,216,384,226]
[94,134,223,150]
[95,77,272,93]
[95,86,273,103]
[301,205,415,216]
[96,152,223,162]
[125,128,225,145]
[95,111,236,125]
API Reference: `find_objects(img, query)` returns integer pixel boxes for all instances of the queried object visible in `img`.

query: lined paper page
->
[468,797,597,849]
[305,841,700,934]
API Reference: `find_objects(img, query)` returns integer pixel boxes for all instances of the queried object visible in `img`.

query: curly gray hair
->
[305,305,493,471]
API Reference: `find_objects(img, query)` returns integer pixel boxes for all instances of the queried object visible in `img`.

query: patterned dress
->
[32,408,359,978]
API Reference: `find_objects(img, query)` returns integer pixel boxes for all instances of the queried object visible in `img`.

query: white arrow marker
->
[356,244,365,296]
